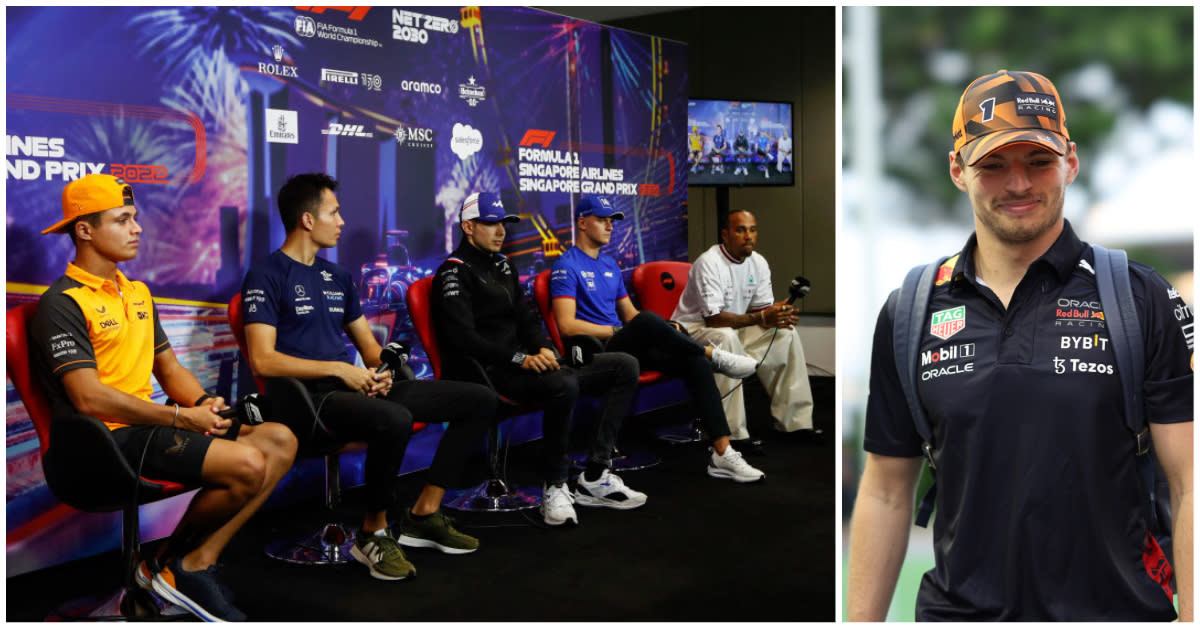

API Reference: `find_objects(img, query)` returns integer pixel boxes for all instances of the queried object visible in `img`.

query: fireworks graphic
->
[434,155,504,254]
[130,6,301,80]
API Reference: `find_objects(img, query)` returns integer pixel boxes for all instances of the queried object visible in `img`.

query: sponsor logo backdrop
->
[6,5,688,575]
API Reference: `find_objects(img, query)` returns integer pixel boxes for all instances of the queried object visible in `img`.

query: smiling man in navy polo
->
[847,70,1193,620]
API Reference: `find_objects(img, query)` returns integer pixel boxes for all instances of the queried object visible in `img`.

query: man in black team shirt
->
[432,192,644,527]
[847,70,1193,621]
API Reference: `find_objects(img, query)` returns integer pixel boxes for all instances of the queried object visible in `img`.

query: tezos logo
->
[258,45,299,78]
[322,123,373,138]
[265,109,299,144]
[295,16,317,38]
[450,123,483,160]
[458,76,487,107]
[394,125,435,149]
[392,9,458,45]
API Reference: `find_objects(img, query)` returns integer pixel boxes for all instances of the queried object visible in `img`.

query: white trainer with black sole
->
[574,469,647,510]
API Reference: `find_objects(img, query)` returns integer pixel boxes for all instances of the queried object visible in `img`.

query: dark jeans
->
[278,378,496,514]
[487,352,639,484]
[605,311,731,439]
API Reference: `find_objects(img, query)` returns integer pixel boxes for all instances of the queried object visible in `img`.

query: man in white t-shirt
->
[672,209,819,443]
[777,131,793,173]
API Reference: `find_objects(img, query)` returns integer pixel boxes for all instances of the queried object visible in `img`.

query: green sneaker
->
[398,509,480,555]
[351,531,416,580]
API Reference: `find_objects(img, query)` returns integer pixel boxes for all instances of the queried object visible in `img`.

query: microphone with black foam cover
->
[787,275,811,305]
[377,341,416,381]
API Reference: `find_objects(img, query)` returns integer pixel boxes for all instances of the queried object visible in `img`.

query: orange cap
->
[44,174,135,235]
[952,70,1070,166]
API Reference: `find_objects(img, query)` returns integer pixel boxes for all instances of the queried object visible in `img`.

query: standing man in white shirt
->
[671,209,820,444]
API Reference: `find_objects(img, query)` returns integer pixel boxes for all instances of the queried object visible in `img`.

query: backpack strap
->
[890,256,950,527]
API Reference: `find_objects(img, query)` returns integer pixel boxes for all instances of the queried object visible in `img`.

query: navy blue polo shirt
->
[549,246,626,327]
[864,221,1193,621]
[240,249,363,364]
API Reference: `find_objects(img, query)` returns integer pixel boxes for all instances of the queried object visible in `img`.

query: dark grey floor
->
[7,377,835,621]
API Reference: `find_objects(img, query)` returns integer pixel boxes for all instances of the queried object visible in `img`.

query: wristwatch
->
[511,352,527,366]
[611,325,623,336]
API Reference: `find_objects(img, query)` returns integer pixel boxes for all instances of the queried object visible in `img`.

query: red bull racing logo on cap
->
[930,306,966,340]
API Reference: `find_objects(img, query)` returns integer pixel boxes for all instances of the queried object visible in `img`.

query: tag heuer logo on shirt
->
[930,306,966,340]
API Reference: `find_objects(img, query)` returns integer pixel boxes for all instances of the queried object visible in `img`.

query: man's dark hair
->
[67,212,106,245]
[278,173,339,232]
[721,208,755,231]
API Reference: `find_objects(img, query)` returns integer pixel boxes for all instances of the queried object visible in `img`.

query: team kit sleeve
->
[1135,265,1194,424]
[240,267,280,327]
[32,291,98,378]
[548,262,576,300]
[433,262,521,366]
[693,254,732,317]
[151,302,170,355]
[751,256,775,310]
[509,264,553,353]
[862,296,925,457]
[341,266,364,325]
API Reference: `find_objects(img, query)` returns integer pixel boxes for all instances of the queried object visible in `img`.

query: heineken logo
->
[930,306,966,340]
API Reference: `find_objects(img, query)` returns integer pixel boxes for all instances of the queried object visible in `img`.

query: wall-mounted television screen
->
[687,98,794,186]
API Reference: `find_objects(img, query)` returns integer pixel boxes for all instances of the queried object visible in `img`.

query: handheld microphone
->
[377,342,416,381]
[787,276,811,305]
[216,393,267,425]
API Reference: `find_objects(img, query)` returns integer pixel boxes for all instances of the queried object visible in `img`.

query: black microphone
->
[377,342,415,381]
[216,393,267,425]
[787,275,811,305]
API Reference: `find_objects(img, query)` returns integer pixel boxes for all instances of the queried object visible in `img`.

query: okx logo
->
[322,122,373,138]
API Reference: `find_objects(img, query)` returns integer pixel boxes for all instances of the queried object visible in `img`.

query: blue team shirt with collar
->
[549,246,626,327]
[240,249,363,364]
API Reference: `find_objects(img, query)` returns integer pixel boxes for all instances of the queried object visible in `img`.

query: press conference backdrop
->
[5,6,689,576]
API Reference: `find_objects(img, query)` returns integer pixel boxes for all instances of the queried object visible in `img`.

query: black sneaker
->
[152,558,246,622]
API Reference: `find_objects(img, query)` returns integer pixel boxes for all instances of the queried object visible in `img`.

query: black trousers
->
[278,378,496,514]
[605,311,731,439]
[487,352,639,484]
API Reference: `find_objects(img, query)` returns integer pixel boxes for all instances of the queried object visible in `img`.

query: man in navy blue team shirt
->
[432,192,645,527]
[550,196,767,483]
[847,70,1193,620]
[241,173,497,582]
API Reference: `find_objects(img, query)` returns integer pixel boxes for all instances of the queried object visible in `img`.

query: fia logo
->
[295,16,317,38]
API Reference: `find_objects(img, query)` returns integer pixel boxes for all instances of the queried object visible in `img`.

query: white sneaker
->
[707,446,765,483]
[541,483,578,526]
[710,347,757,379]
[574,469,647,510]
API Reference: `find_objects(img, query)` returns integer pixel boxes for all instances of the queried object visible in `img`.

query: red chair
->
[228,294,425,564]
[7,303,190,619]
[406,276,540,512]
[531,269,660,470]
[630,261,707,444]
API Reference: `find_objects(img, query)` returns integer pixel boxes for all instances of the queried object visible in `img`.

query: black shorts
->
[110,419,242,486]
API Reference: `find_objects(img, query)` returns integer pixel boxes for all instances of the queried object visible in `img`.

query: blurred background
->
[840,5,1194,621]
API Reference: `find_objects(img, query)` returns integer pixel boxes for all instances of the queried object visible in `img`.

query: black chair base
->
[444,478,541,512]
[47,585,189,621]
[655,419,707,445]
[264,522,357,565]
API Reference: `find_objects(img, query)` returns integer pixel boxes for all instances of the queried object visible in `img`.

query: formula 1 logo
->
[520,129,556,148]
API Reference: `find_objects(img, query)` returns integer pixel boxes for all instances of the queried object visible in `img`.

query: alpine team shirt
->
[240,249,363,364]
[863,222,1193,620]
[672,244,774,323]
[549,246,626,327]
